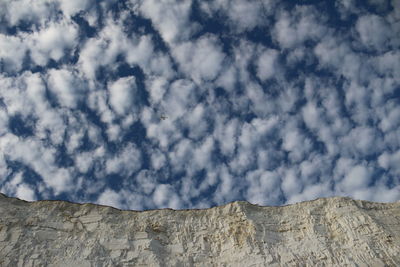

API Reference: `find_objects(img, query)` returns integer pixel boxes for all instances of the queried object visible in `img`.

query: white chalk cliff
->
[0,193,399,266]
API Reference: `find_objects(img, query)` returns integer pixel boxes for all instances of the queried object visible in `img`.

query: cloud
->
[0,172,36,201]
[378,150,400,175]
[273,6,328,49]
[108,76,137,116]
[15,183,37,201]
[0,109,8,137]
[281,168,302,198]
[340,126,382,158]
[150,149,166,171]
[139,0,197,44]
[47,68,85,108]
[152,184,181,209]
[28,20,79,65]
[105,143,142,177]
[282,128,313,163]
[3,0,57,27]
[146,76,169,105]
[97,188,124,209]
[172,35,226,83]
[0,34,27,73]
[245,170,281,205]
[356,14,392,52]
[58,0,93,17]
[213,118,239,158]
[1,134,77,195]
[339,164,372,192]
[199,0,272,33]
[256,49,279,81]
[213,164,238,204]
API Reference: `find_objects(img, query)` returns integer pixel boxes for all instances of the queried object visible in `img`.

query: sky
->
[0,0,399,210]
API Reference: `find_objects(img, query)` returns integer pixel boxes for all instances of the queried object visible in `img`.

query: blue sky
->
[0,0,399,210]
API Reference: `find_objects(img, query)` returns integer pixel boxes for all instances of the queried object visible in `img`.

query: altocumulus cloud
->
[0,0,399,210]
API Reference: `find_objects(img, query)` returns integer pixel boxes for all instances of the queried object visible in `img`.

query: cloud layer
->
[0,0,399,210]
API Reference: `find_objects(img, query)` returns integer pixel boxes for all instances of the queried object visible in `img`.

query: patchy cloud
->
[0,0,399,209]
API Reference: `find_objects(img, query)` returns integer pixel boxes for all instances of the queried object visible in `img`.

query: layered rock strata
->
[0,193,399,266]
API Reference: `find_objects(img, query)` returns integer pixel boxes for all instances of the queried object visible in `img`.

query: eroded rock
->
[0,193,399,266]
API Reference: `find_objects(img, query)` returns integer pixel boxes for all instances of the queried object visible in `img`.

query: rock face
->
[0,193,399,266]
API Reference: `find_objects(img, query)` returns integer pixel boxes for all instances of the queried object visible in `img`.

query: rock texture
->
[0,193,399,266]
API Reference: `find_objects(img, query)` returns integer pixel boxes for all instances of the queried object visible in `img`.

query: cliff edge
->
[0,193,399,266]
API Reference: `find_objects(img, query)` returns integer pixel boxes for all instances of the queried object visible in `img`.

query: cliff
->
[0,193,399,266]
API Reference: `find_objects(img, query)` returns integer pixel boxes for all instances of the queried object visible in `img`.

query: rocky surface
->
[0,193,399,266]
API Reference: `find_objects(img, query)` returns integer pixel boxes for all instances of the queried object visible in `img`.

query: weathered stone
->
[0,193,399,266]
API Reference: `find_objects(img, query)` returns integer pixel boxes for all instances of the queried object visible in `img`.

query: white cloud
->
[162,79,198,119]
[339,165,371,192]
[246,82,275,117]
[24,72,48,113]
[97,188,124,209]
[340,126,382,158]
[28,20,79,65]
[105,143,142,177]
[146,77,169,105]
[1,0,400,210]
[58,0,93,17]
[139,0,197,44]
[125,35,155,68]
[378,150,400,175]
[224,0,267,32]
[335,0,359,20]
[0,108,9,137]
[356,14,391,51]
[78,17,130,80]
[15,183,36,201]
[0,16,79,71]
[0,73,66,144]
[287,181,333,204]
[256,49,279,81]
[302,101,323,130]
[273,7,327,49]
[78,37,106,81]
[108,76,137,116]
[47,68,85,108]
[216,65,237,92]
[0,172,36,201]
[282,126,313,163]
[169,138,193,173]
[152,184,182,209]
[378,101,400,133]
[213,164,238,204]
[374,51,400,79]
[281,168,302,198]
[150,149,166,171]
[191,136,214,172]
[0,74,34,117]
[214,118,239,158]
[0,134,77,195]
[200,0,276,33]
[0,34,27,73]
[228,146,255,176]
[238,117,279,150]
[5,0,56,27]
[46,168,75,195]
[314,35,352,76]
[173,35,226,83]
[183,103,209,140]
[75,152,95,173]
[245,170,281,205]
